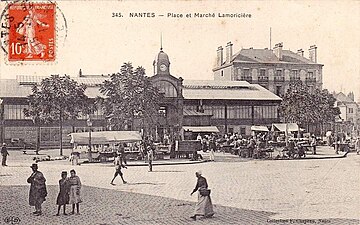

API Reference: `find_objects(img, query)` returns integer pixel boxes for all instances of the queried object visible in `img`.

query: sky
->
[0,0,359,100]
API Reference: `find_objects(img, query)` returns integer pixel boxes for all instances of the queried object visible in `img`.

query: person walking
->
[310,135,317,155]
[355,137,360,155]
[1,143,9,166]
[148,147,154,172]
[27,163,47,216]
[56,171,70,216]
[110,153,127,185]
[190,171,214,221]
[68,169,82,215]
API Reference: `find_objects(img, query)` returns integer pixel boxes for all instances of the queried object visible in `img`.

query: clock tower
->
[153,47,170,76]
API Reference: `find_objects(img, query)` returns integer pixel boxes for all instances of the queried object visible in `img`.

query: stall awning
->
[271,123,300,132]
[182,126,220,133]
[70,131,142,145]
[251,125,269,132]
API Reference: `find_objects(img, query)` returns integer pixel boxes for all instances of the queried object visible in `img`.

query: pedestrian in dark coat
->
[27,163,47,216]
[1,143,9,166]
[56,171,70,216]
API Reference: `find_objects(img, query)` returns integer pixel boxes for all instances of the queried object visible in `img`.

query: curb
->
[82,160,210,167]
[273,153,347,161]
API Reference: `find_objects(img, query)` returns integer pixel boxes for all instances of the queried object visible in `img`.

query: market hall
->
[0,47,281,148]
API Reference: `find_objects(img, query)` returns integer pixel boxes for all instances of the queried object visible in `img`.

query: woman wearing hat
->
[27,163,47,216]
[190,171,214,220]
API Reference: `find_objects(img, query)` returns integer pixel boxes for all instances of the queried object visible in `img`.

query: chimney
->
[79,69,83,77]
[225,41,233,63]
[216,46,224,67]
[297,49,304,57]
[309,45,317,63]
[273,42,283,60]
[347,92,354,101]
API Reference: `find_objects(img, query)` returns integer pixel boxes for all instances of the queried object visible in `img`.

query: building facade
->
[213,42,323,96]
[334,92,359,136]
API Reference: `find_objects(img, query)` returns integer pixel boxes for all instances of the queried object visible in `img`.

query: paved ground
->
[0,146,359,225]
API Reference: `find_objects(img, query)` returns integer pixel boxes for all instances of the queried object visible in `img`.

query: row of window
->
[184,105,278,119]
[238,68,317,79]
[3,104,104,120]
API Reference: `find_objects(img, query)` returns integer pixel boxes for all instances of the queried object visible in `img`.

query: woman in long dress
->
[56,171,69,216]
[190,171,214,220]
[68,169,82,215]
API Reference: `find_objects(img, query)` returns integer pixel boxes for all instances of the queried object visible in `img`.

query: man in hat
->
[110,153,127,185]
[27,163,47,216]
[1,143,9,166]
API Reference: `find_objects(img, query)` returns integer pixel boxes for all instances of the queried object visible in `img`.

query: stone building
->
[334,92,359,136]
[213,42,323,96]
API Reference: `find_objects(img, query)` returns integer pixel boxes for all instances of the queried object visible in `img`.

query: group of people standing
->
[27,163,82,216]
[197,134,216,161]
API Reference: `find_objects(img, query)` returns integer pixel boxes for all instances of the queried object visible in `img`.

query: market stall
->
[69,131,143,161]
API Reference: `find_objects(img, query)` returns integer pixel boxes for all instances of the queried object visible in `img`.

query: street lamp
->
[87,116,93,162]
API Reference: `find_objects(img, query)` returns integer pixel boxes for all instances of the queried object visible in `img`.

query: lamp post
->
[87,116,93,162]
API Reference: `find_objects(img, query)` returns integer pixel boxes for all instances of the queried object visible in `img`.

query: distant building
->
[213,42,323,96]
[334,91,359,136]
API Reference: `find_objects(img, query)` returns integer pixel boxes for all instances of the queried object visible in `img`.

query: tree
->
[99,62,162,134]
[279,80,340,134]
[24,75,89,156]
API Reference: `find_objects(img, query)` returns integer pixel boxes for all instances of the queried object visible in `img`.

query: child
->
[68,169,82,215]
[56,171,69,216]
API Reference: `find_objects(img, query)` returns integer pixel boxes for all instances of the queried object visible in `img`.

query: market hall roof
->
[1,75,281,101]
[182,80,282,101]
[0,76,103,98]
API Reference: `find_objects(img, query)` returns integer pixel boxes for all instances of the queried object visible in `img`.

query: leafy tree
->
[24,75,89,156]
[99,62,161,134]
[279,80,340,134]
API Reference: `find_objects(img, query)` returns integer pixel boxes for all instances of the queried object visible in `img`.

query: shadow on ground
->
[0,185,358,225]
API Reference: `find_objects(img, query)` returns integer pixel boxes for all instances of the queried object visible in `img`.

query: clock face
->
[160,64,167,72]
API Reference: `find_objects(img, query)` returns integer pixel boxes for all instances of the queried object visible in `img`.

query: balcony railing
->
[290,76,300,81]
[258,76,269,82]
[305,77,316,82]
[241,76,252,82]
[274,76,285,82]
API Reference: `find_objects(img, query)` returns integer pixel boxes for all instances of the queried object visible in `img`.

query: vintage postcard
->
[0,1,359,225]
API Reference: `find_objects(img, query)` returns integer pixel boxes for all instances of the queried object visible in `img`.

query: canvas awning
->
[271,123,300,132]
[251,125,269,132]
[182,126,220,133]
[70,131,142,145]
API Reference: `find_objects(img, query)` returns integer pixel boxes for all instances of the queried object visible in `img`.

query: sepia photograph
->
[0,0,359,224]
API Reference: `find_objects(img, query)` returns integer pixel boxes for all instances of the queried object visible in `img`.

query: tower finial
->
[160,33,163,50]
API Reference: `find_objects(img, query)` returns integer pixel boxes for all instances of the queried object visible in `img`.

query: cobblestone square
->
[1,148,359,225]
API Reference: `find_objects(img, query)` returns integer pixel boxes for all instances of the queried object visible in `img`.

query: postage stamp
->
[7,2,56,61]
